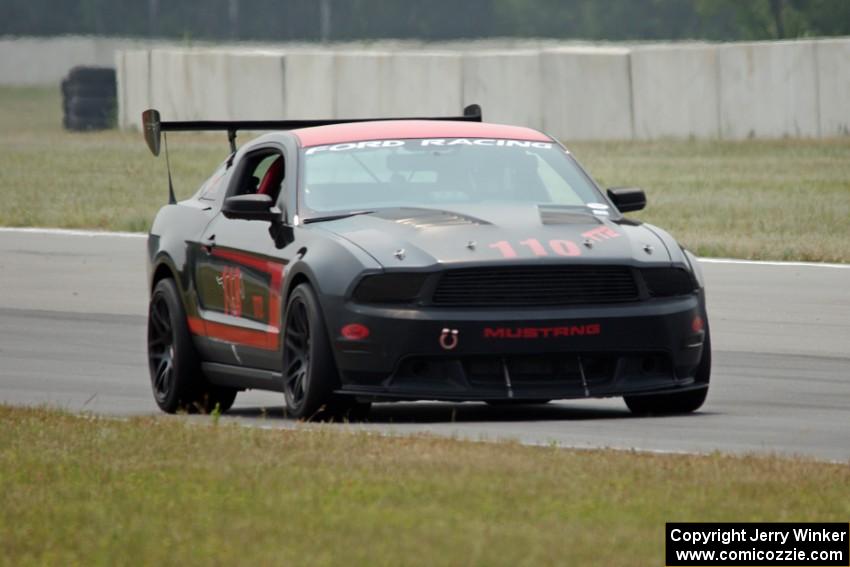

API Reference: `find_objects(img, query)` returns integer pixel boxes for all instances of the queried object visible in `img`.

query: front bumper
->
[325,294,707,401]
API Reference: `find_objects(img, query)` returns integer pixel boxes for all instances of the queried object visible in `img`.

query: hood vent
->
[374,207,489,229]
[539,208,601,226]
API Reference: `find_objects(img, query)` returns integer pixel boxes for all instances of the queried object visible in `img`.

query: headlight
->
[352,273,428,304]
[640,268,697,297]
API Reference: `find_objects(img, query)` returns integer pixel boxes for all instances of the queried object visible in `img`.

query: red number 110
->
[489,238,581,258]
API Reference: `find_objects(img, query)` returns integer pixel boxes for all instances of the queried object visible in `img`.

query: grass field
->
[1,86,849,261]
[1,405,847,567]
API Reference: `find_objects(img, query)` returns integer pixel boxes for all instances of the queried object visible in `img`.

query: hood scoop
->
[539,208,601,225]
[373,207,490,229]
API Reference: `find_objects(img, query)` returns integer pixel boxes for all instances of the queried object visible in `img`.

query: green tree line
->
[5,0,850,41]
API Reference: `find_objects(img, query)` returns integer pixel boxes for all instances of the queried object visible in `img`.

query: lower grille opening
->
[376,351,681,399]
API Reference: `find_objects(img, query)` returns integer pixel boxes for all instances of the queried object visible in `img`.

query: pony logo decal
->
[220,266,243,317]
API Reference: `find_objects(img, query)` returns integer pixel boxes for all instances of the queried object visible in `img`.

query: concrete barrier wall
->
[7,35,849,140]
[148,49,189,122]
[224,50,287,120]
[183,50,231,120]
[462,50,542,129]
[113,37,850,140]
[333,52,389,118]
[816,39,850,137]
[1,37,98,85]
[334,51,465,118]
[718,40,820,139]
[0,36,164,86]
[283,52,336,119]
[541,47,633,140]
[0,36,588,86]
[116,50,151,130]
[631,44,719,139]
[118,48,340,125]
[383,52,463,116]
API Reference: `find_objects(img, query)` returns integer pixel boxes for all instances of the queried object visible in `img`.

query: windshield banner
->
[305,139,554,155]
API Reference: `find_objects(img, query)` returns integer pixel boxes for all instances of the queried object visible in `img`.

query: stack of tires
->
[61,66,117,131]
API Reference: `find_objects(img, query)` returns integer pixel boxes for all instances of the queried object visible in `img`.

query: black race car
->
[142,105,710,419]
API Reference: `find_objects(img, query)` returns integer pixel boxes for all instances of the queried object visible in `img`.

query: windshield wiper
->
[302,210,375,224]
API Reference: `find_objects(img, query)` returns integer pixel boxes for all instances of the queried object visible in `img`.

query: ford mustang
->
[141,105,710,419]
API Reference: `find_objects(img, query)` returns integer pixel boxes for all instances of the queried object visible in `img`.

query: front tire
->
[147,278,237,414]
[624,330,711,416]
[282,284,340,420]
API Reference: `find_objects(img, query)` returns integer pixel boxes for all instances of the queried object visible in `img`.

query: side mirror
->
[606,187,646,213]
[222,194,281,222]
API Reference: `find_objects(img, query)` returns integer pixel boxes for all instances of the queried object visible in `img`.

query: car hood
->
[311,204,673,269]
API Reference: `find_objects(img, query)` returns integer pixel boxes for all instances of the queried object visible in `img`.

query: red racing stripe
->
[186,316,279,351]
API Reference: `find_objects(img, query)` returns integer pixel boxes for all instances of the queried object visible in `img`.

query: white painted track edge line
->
[229,417,849,463]
[0,227,146,238]
[696,257,850,269]
[1,226,848,269]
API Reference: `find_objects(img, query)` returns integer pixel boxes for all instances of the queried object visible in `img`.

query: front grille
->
[432,265,639,307]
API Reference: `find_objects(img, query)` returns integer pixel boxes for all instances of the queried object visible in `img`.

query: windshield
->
[300,138,605,215]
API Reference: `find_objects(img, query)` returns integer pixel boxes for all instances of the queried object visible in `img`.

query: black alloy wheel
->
[148,290,176,407]
[283,284,368,420]
[283,295,312,411]
[147,278,237,414]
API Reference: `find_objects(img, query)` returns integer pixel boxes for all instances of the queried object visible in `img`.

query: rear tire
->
[147,278,237,414]
[624,330,711,415]
[282,284,340,420]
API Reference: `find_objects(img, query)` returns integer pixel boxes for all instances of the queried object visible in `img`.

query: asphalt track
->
[1,229,848,462]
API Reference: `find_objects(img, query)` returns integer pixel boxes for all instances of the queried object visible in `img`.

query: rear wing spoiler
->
[141,104,482,156]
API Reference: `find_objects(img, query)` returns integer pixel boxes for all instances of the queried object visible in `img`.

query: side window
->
[233,150,285,200]
[198,162,228,201]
